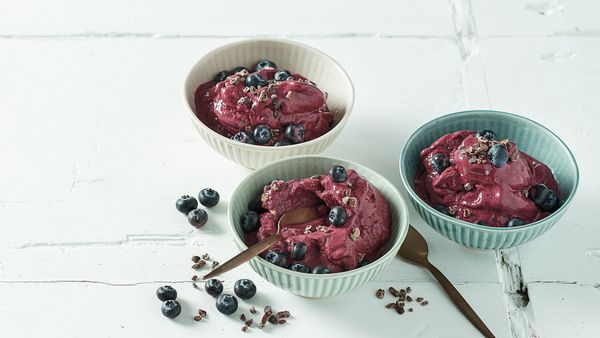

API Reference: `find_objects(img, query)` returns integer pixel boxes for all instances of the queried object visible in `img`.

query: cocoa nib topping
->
[376,289,385,299]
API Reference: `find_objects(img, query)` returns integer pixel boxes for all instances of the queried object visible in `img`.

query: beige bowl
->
[184,39,355,169]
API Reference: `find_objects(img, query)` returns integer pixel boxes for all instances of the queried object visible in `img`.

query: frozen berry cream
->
[414,129,561,227]
[243,165,391,273]
[194,60,334,146]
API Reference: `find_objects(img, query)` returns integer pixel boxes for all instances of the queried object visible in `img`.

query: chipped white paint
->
[1,0,599,337]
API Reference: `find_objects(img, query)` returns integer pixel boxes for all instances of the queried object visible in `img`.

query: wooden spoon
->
[398,225,496,338]
[203,207,319,280]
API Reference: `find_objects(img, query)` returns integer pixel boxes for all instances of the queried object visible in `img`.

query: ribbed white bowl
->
[228,156,410,298]
[184,39,355,169]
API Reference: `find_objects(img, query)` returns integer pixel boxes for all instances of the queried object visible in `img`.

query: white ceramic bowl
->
[184,39,355,169]
[228,155,410,298]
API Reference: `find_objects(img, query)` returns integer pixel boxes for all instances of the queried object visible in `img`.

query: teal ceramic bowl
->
[399,110,579,250]
[228,155,410,298]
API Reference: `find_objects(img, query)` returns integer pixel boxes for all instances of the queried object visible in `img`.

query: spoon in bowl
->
[203,207,319,280]
[399,225,496,338]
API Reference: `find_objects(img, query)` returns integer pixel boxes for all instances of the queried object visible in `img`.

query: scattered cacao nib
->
[241,326,248,332]
[406,286,412,294]
[240,313,247,321]
[416,297,424,302]
[191,275,198,281]
[191,255,201,263]
[399,289,407,298]
[249,306,257,314]
[376,289,385,299]
[193,308,207,321]
[192,260,206,269]
[396,306,405,315]
[211,261,220,269]
[396,301,405,307]
[268,315,278,324]
[260,307,273,329]
[406,295,413,302]
[192,282,199,289]
[420,301,429,306]
[245,319,253,326]
[277,319,287,325]
[385,303,396,309]
[201,253,210,261]
[264,305,272,313]
[408,308,414,312]
[389,287,400,297]
[276,311,291,318]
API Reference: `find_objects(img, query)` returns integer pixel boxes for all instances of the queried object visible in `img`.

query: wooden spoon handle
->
[426,263,496,338]
[203,234,281,280]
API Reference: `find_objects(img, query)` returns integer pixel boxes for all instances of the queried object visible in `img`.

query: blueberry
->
[161,300,182,318]
[433,205,450,215]
[253,124,273,144]
[357,259,371,268]
[311,266,330,274]
[198,188,220,208]
[274,70,291,81]
[476,129,498,141]
[430,153,450,173]
[232,131,255,144]
[284,124,305,144]
[216,294,238,315]
[255,60,277,71]
[329,165,348,183]
[240,211,260,233]
[529,184,560,212]
[233,279,256,299]
[231,66,248,73]
[188,208,208,228]
[156,285,177,301]
[245,74,268,88]
[248,198,265,213]
[264,250,287,268]
[175,195,198,214]
[328,205,347,227]
[205,279,223,297]
[289,262,310,273]
[273,139,291,147]
[488,144,509,168]
[476,220,489,226]
[507,217,527,227]
[291,242,307,260]
[214,70,230,83]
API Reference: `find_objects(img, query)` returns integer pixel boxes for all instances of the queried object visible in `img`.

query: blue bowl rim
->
[398,109,580,233]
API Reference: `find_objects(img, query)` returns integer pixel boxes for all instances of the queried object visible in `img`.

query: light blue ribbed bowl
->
[399,110,579,250]
[228,155,410,298]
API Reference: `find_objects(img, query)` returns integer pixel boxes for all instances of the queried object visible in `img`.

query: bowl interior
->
[184,39,354,130]
[400,110,579,223]
[229,155,409,274]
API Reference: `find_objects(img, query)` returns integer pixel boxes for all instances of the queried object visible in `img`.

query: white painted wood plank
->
[473,0,600,36]
[0,281,511,338]
[0,0,454,37]
[479,36,600,284]
[528,283,600,337]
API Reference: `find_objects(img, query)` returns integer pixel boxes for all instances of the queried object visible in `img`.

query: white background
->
[1,1,598,337]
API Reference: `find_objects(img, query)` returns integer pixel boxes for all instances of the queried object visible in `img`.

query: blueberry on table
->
[329,165,348,183]
[175,195,198,214]
[161,300,182,318]
[232,131,256,144]
[273,139,291,147]
[216,294,238,315]
[205,279,224,297]
[214,70,230,83]
[291,242,307,260]
[311,266,331,274]
[253,124,273,145]
[255,60,278,71]
[231,66,248,73]
[529,184,560,212]
[430,153,450,173]
[274,70,292,81]
[245,74,268,88]
[488,144,509,168]
[289,262,310,273]
[284,124,305,144]
[264,250,287,268]
[328,206,347,227]
[433,205,450,215]
[234,279,257,299]
[240,211,260,233]
[476,129,498,141]
[199,188,220,208]
[507,217,527,227]
[156,285,177,301]
[188,208,208,228]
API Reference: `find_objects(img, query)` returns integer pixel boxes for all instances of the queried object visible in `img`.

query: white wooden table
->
[1,1,598,337]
